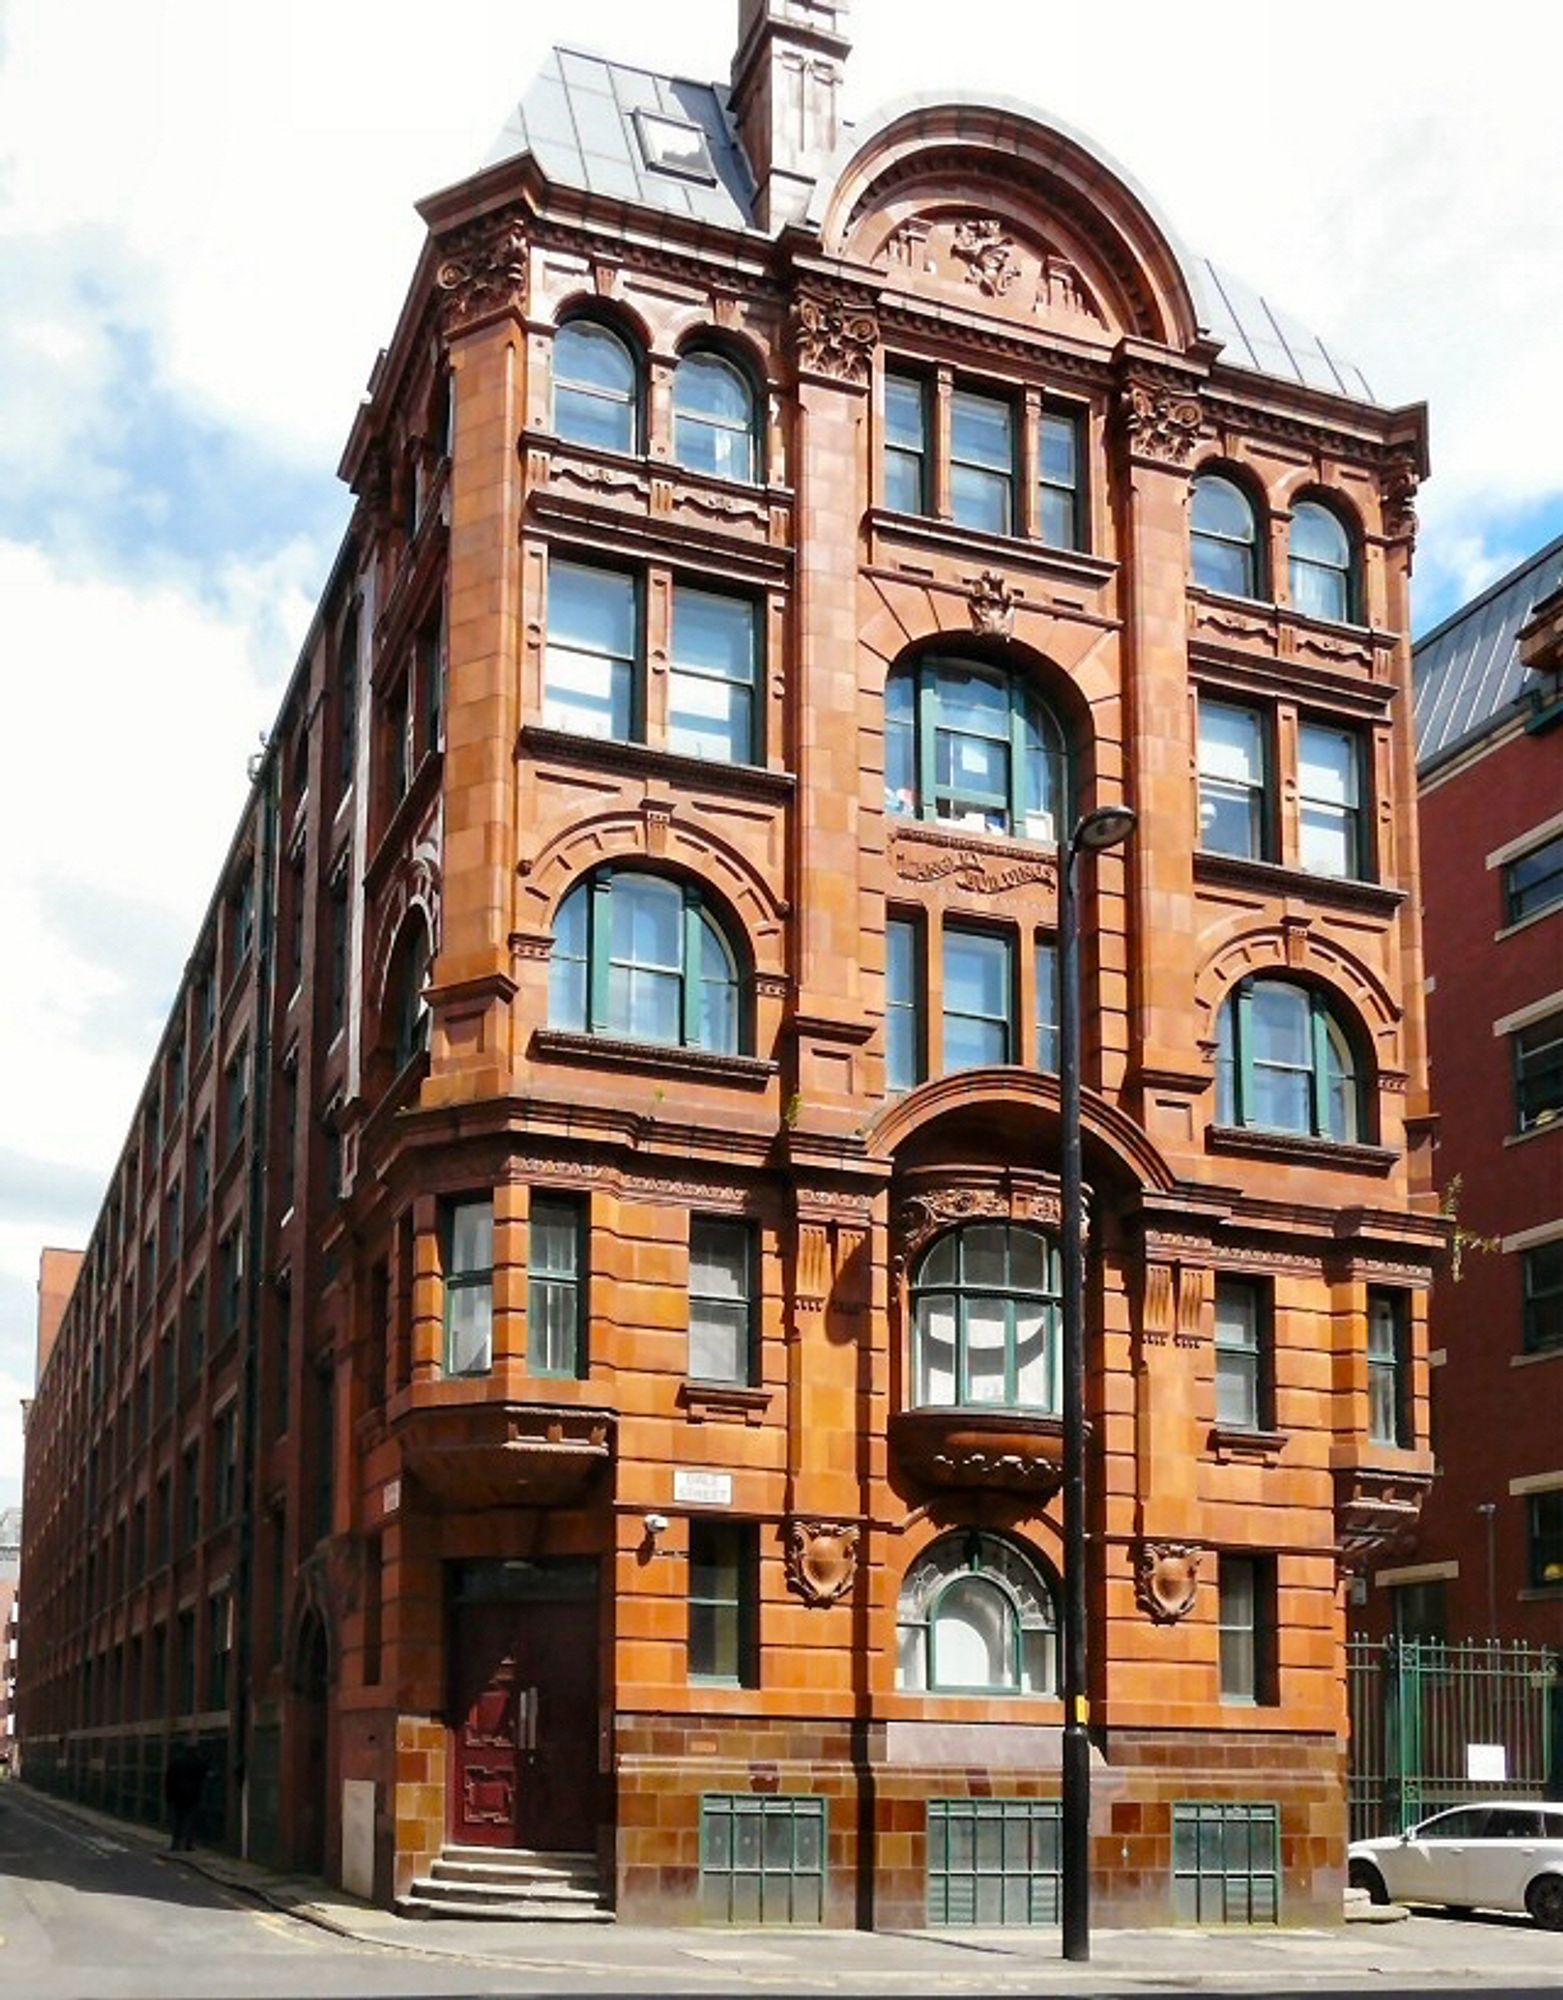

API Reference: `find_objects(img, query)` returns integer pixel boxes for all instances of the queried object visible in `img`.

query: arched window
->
[911,1223,1061,1410]
[1289,500,1355,623]
[897,1532,1058,1694]
[673,351,758,483]
[552,319,640,454]
[548,870,742,1054]
[1216,978,1362,1142]
[1191,473,1262,599]
[885,657,1067,841]
[387,919,431,1072]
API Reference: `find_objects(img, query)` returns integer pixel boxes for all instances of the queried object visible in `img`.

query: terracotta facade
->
[19,4,1445,1928]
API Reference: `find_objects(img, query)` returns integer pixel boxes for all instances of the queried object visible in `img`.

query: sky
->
[2,0,1561,1509]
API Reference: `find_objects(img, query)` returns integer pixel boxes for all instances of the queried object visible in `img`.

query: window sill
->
[866,506,1117,590]
[520,725,795,802]
[1209,1424,1287,1465]
[532,1028,775,1087]
[1193,850,1403,918]
[1505,1122,1562,1148]
[1512,1345,1563,1368]
[1519,1585,1563,1602]
[1207,1125,1395,1174]
[678,1380,771,1425]
[1494,903,1562,942]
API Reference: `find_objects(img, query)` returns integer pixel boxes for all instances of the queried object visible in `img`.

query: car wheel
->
[1350,1859,1389,1906]
[1526,1874,1563,1932]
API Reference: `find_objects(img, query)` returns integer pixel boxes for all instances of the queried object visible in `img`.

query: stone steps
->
[399,1845,612,1922]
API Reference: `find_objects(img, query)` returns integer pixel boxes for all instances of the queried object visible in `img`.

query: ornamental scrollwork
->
[791,290,879,387]
[1120,379,1204,465]
[1135,1541,1203,1624]
[897,1183,1069,1268]
[784,1517,860,1606]
[436,215,529,333]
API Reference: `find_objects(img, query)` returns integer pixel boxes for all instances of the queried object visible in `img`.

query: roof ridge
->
[1414,529,1563,659]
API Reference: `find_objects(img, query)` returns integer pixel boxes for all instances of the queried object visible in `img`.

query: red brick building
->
[20,3,1445,1927]
[1361,546,1563,1649]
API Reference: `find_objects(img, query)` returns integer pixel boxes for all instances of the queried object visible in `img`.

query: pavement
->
[7,1780,1563,1996]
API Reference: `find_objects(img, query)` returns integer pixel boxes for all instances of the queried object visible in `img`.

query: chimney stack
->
[730,0,851,232]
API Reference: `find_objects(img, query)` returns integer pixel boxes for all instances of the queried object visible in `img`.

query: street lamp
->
[1059,802,1136,1963]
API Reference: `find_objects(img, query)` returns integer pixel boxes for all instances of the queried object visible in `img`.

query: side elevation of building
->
[20,1,1444,1929]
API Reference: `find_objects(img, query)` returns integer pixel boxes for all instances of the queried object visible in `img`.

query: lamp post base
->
[1061,1716,1091,1961]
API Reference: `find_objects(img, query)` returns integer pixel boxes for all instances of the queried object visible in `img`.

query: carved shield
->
[785,1518,860,1606]
[1135,1541,1202,1624]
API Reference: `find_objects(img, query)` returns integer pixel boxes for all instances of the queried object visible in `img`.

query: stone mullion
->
[409,1195,443,1386]
[491,1178,528,1376]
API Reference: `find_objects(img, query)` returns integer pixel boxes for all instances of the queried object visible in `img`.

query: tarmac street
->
[1,1780,1562,1999]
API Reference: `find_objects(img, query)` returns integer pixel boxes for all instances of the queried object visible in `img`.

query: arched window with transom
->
[1289,499,1356,623]
[1215,977,1364,1142]
[552,318,641,454]
[1191,472,1262,599]
[885,657,1068,841]
[911,1222,1062,1411]
[897,1532,1058,1695]
[673,350,760,483]
[548,869,743,1054]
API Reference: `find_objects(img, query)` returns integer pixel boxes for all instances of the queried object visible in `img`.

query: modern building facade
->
[1361,545,1563,1647]
[20,1,1445,1927]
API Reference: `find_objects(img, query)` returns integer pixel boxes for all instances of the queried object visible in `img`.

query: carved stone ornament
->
[1135,1541,1203,1624]
[791,291,879,387]
[1382,455,1419,541]
[785,1517,860,1606]
[436,216,529,332]
[897,1179,1072,1269]
[968,568,1021,637]
[950,217,1021,297]
[1121,380,1204,465]
[889,829,1057,898]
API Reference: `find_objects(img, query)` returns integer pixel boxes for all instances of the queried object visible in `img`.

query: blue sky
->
[1,0,1561,1504]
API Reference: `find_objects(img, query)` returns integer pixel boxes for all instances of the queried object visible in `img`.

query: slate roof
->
[487,47,1377,404]
[1414,534,1563,769]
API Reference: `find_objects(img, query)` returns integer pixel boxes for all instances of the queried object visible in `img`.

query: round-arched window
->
[548,869,742,1054]
[885,657,1068,841]
[1289,500,1354,623]
[911,1223,1062,1411]
[1215,977,1362,1142]
[553,319,640,454]
[673,351,758,483]
[897,1532,1058,1694]
[388,918,432,1072]
[1191,473,1261,599]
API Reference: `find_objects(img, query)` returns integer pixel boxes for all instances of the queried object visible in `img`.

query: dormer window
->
[633,110,717,184]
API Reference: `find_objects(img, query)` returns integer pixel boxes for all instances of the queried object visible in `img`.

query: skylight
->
[633,110,717,184]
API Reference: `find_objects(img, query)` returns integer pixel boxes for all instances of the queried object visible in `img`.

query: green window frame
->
[548,869,743,1054]
[927,1798,1061,1927]
[884,371,929,514]
[1528,1491,1563,1589]
[1216,978,1362,1142]
[1513,1010,1563,1133]
[885,915,925,1092]
[912,1223,1061,1412]
[443,1197,494,1377]
[1522,1241,1563,1354]
[688,1216,756,1386]
[1214,1277,1268,1431]
[688,1519,758,1687]
[1505,832,1563,925]
[527,1194,585,1379]
[942,925,1014,1071]
[1171,1801,1280,1925]
[896,1530,1058,1695]
[1366,1289,1411,1445]
[1038,408,1083,551]
[700,1794,826,1924]
[884,656,1067,841]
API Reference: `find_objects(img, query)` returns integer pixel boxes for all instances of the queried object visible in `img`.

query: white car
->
[1350,1801,1563,1929]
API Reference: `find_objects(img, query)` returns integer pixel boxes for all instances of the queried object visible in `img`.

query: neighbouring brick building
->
[1,1507,20,1773]
[1360,545,1563,1650]
[20,0,1446,1928]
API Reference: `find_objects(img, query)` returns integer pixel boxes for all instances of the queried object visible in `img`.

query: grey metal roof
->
[1414,535,1563,768]
[487,46,1377,403]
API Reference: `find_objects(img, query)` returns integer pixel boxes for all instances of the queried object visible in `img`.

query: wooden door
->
[451,1601,524,1846]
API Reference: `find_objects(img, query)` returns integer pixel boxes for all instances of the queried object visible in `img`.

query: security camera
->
[643,1513,670,1535]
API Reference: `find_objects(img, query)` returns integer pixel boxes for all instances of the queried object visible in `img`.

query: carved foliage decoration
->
[1135,1541,1203,1624]
[785,1517,860,1606]
[1382,455,1419,541]
[897,1180,1068,1269]
[436,215,529,333]
[968,568,1021,637]
[950,217,1021,297]
[1121,379,1204,465]
[791,290,879,387]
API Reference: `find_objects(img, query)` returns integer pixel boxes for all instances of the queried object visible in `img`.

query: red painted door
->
[450,1592,600,1852]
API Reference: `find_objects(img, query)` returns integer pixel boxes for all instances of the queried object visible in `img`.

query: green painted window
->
[896,1531,1058,1695]
[443,1198,494,1376]
[1171,1801,1280,1924]
[927,1798,1060,1926]
[528,1195,585,1378]
[688,1520,758,1686]
[912,1224,1061,1412]
[884,657,1067,840]
[1505,832,1563,925]
[1215,978,1362,1142]
[1522,1241,1563,1355]
[548,869,742,1054]
[700,1795,825,1923]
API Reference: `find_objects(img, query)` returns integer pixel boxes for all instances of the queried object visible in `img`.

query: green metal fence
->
[1348,1635,1562,1841]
